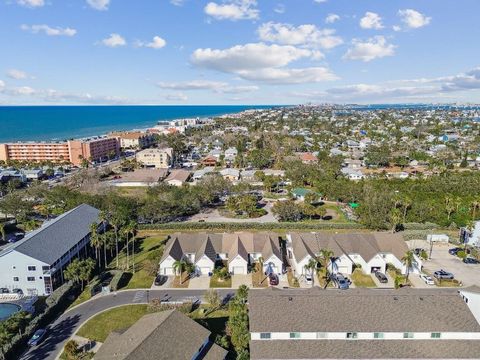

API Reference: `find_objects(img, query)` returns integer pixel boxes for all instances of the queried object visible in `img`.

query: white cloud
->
[441,67,480,92]
[238,67,337,84]
[359,12,383,30]
[398,9,431,29]
[0,80,5,89]
[313,0,327,3]
[21,24,77,37]
[158,80,259,93]
[192,43,312,72]
[325,13,340,24]
[393,25,401,32]
[257,22,343,49]
[204,0,259,21]
[144,36,167,49]
[158,80,227,90]
[343,36,395,62]
[17,0,44,8]
[7,69,30,80]
[218,85,259,93]
[191,42,336,84]
[101,33,126,47]
[165,93,188,101]
[86,0,110,11]
[170,0,185,5]
[274,4,285,14]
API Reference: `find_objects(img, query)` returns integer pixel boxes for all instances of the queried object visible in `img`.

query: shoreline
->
[0,105,277,143]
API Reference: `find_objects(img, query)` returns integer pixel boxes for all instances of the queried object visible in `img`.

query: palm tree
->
[317,248,334,287]
[304,258,317,287]
[128,222,138,273]
[173,259,187,284]
[445,195,455,221]
[0,223,6,242]
[471,199,480,220]
[390,208,402,233]
[401,250,415,285]
[89,223,101,268]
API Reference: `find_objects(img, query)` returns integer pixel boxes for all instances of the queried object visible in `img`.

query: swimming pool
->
[0,303,21,321]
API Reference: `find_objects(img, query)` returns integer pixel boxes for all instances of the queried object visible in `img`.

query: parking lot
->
[421,243,480,287]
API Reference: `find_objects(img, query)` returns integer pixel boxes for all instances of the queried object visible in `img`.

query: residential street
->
[19,289,235,360]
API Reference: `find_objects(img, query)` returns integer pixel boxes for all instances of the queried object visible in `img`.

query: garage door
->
[336,266,350,274]
[199,267,211,275]
[163,267,174,275]
[232,266,246,275]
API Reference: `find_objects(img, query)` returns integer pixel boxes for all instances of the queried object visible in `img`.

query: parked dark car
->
[12,288,23,295]
[333,274,349,290]
[433,269,454,280]
[154,275,168,286]
[375,271,388,283]
[0,288,9,294]
[413,248,424,256]
[463,257,480,264]
[448,247,463,255]
[28,329,47,346]
[269,274,279,286]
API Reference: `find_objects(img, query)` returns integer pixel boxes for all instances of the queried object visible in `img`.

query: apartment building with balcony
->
[0,204,101,296]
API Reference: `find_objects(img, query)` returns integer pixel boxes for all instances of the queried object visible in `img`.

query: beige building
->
[109,131,155,149]
[136,148,173,168]
[0,137,120,166]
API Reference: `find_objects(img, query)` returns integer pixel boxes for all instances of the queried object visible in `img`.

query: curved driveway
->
[20,289,235,360]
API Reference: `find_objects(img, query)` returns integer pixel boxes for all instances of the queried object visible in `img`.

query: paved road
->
[20,289,236,360]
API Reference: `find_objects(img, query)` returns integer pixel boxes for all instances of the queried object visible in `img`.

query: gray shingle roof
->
[248,288,480,333]
[289,232,409,263]
[250,339,480,359]
[94,310,228,360]
[11,204,100,264]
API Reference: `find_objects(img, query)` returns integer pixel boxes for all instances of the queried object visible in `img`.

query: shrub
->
[139,221,364,231]
[420,249,428,260]
[456,250,467,259]
[110,271,127,291]
[403,222,440,230]
[147,299,194,314]
[46,281,74,307]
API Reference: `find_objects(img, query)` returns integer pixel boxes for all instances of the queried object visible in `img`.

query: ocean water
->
[0,105,276,142]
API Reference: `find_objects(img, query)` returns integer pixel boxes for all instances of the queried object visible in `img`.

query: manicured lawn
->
[190,307,229,336]
[434,278,462,287]
[111,233,168,289]
[172,272,190,288]
[210,274,232,288]
[77,305,149,343]
[351,269,376,288]
[68,287,92,309]
[287,269,299,287]
[252,263,268,288]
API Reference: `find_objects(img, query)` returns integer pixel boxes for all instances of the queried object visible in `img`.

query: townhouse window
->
[13,277,19,282]
[316,332,327,339]
[374,332,384,339]
[290,332,301,339]
[431,332,441,339]
[346,332,358,339]
[260,333,271,339]
[28,266,36,271]
[403,332,414,339]
[27,277,35,282]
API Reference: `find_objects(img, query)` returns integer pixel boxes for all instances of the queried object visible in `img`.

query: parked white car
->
[420,273,435,285]
[305,274,313,285]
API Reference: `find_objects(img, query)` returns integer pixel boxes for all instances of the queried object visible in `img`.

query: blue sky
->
[0,0,479,105]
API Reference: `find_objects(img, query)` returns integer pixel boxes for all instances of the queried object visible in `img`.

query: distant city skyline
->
[0,0,479,105]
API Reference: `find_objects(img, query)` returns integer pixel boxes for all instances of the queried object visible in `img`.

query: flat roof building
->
[0,137,120,166]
